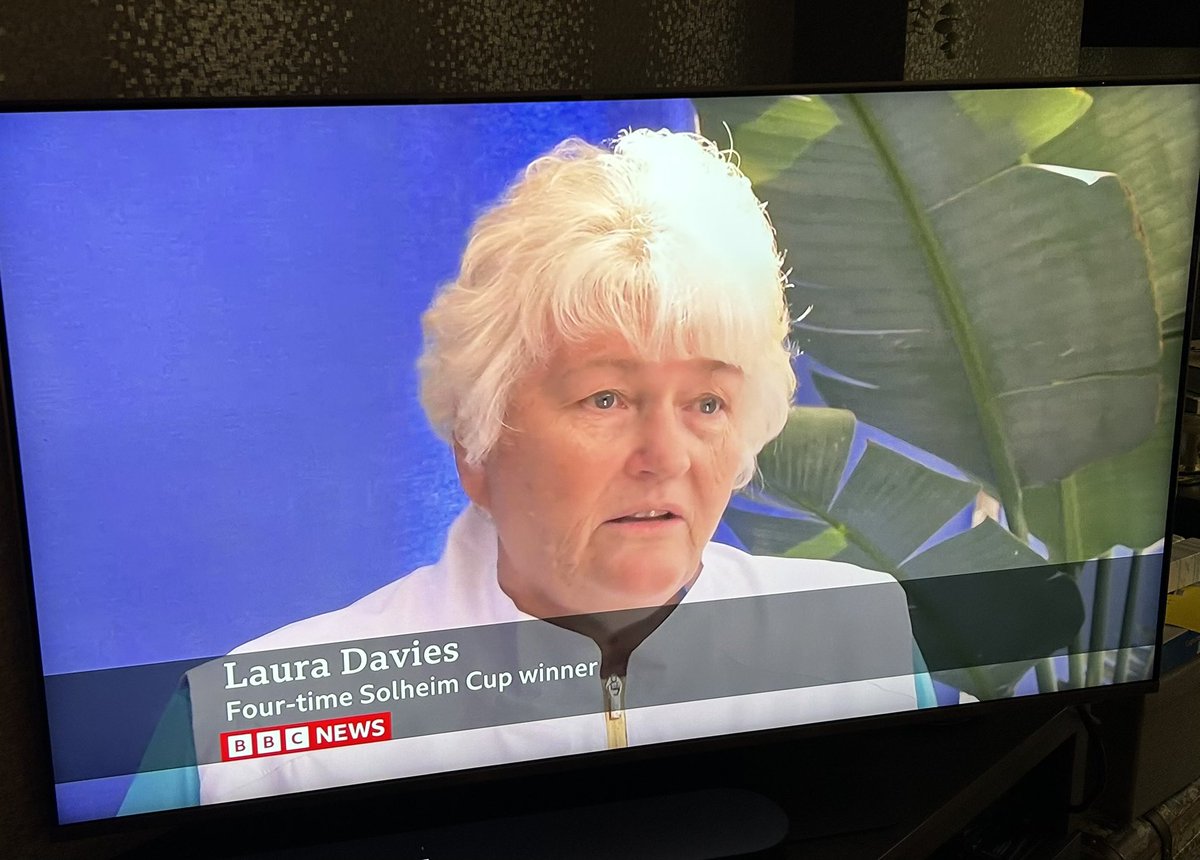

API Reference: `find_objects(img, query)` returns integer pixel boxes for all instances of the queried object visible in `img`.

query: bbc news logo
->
[220,712,392,762]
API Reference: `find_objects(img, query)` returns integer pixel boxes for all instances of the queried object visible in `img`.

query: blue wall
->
[0,100,697,675]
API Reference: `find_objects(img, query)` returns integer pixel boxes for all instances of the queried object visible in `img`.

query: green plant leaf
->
[901,517,1048,577]
[751,405,856,510]
[953,88,1092,154]
[1033,84,1200,337]
[809,162,1161,490]
[720,508,837,558]
[1024,402,1178,560]
[722,405,875,567]
[702,90,1165,538]
[784,526,849,559]
[695,95,839,186]
[724,409,1086,700]
[730,407,978,571]
[825,441,978,565]
[1022,85,1200,557]
[935,663,1034,701]
[900,520,1085,699]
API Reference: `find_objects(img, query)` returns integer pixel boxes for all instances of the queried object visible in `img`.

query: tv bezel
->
[0,72,1197,841]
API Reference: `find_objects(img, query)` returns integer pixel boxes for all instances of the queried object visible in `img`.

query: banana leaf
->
[698,95,839,186]
[698,90,1164,542]
[725,408,1085,699]
[1022,85,1200,559]
[1034,85,1200,339]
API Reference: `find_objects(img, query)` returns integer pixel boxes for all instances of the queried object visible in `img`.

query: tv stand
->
[123,706,1089,859]
[783,706,1087,858]
[233,788,788,859]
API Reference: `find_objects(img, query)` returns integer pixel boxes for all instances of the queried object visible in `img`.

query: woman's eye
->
[698,396,723,414]
[590,391,618,409]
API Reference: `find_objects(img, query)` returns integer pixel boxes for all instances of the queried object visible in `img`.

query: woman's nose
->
[625,407,691,478]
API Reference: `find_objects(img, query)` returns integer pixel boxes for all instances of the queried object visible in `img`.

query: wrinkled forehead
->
[544,335,746,377]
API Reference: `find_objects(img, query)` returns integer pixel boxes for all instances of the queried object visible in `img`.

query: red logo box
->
[220,712,392,762]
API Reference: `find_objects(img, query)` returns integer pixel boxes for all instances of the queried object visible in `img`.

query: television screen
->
[1,82,1197,825]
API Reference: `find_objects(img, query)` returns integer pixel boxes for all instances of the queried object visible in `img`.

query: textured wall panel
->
[594,0,791,93]
[0,1,793,101]
[905,0,1083,81]
[106,0,354,97]
[0,1,117,99]
[1080,47,1200,77]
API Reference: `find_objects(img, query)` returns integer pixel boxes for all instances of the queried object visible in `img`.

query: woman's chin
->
[584,567,695,613]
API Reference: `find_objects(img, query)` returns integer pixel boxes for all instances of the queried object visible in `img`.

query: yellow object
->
[1166,586,1200,633]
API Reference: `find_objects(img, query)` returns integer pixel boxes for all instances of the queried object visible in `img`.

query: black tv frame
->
[1,73,1197,852]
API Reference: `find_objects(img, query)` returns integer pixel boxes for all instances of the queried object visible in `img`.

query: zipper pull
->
[605,674,624,716]
[603,674,628,749]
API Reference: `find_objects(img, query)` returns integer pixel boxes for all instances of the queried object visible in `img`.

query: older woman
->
[420,129,795,621]
[123,129,925,813]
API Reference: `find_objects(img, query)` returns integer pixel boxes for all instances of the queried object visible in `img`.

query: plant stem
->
[1087,555,1115,685]
[1068,645,1086,689]
[1066,561,1088,688]
[1035,659,1059,693]
[1115,553,1148,683]
[1060,475,1085,562]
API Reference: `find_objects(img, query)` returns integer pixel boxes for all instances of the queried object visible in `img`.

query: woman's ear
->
[453,441,490,511]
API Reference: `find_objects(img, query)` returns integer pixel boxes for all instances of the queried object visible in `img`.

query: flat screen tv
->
[1,80,1198,840]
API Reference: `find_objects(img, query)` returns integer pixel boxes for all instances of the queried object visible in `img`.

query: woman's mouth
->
[607,510,680,524]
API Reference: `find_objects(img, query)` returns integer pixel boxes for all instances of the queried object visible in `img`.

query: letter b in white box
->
[256,730,281,755]
[226,733,254,759]
[284,726,311,751]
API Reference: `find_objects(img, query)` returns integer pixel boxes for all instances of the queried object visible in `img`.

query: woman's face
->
[456,336,746,619]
